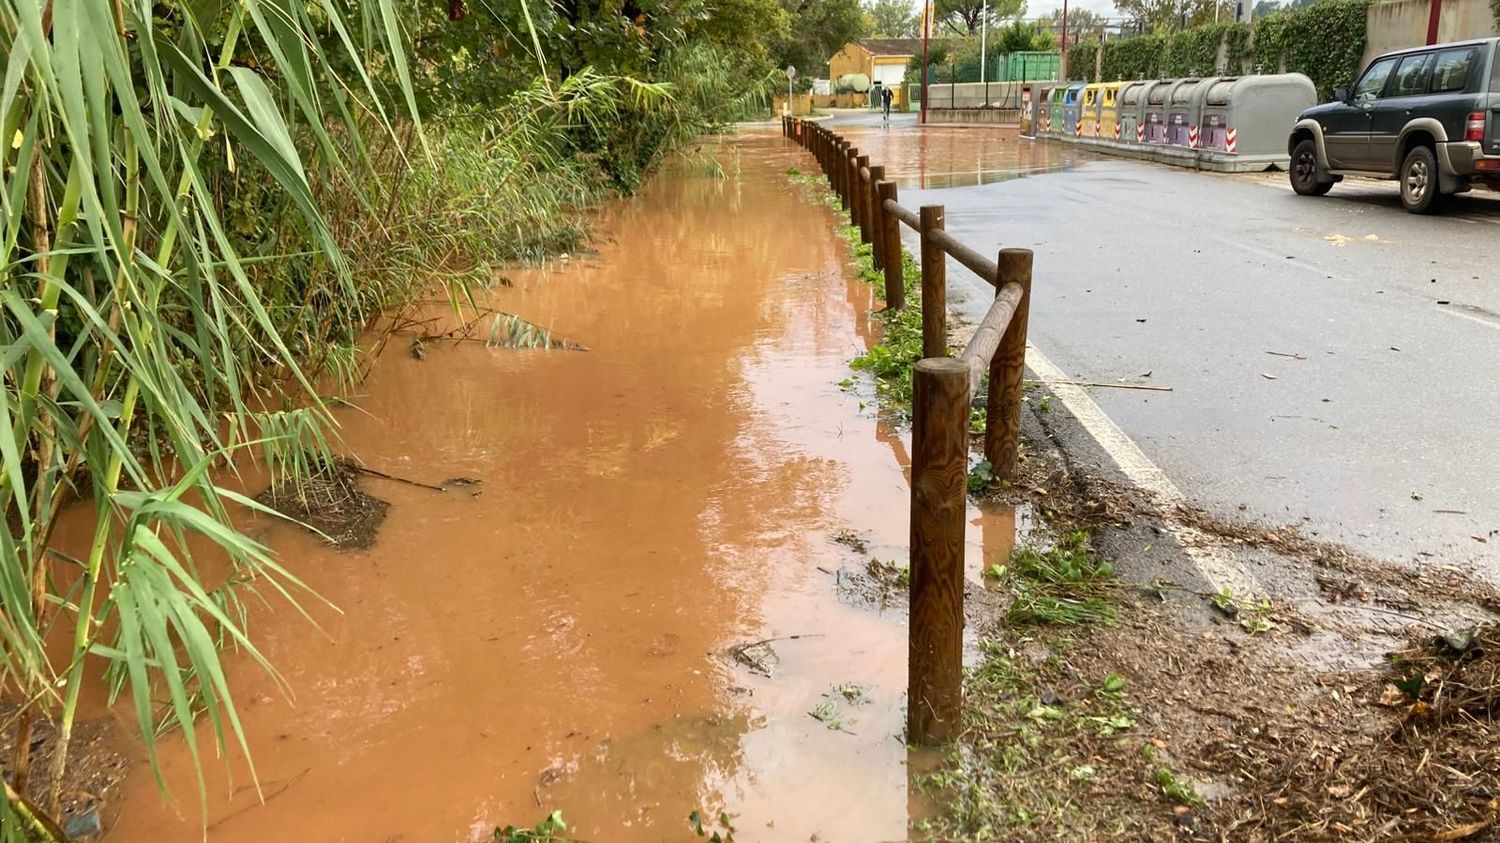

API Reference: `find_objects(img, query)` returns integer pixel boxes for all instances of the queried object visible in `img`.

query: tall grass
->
[0,0,416,831]
[2,2,746,837]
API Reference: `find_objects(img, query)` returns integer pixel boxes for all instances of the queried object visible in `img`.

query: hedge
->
[1065,0,1367,98]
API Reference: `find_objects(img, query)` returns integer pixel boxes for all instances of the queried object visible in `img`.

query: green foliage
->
[769,0,868,80]
[0,0,418,825]
[1155,768,1206,807]
[968,460,998,494]
[493,810,569,842]
[865,0,919,37]
[1253,0,1371,96]
[938,0,1026,35]
[1002,531,1118,626]
[1090,21,1253,82]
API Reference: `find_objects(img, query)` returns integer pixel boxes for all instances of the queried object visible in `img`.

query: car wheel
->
[1289,139,1332,197]
[1399,145,1445,214]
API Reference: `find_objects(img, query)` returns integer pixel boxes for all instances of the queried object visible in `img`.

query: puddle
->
[828,124,1084,189]
[101,130,1016,842]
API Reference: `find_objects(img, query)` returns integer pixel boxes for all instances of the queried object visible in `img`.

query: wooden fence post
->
[868,165,886,271]
[855,154,872,244]
[877,180,905,310]
[844,146,858,214]
[840,141,852,205]
[918,205,947,358]
[909,357,970,745]
[988,249,1033,480]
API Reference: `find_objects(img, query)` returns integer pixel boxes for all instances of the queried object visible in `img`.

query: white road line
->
[1438,307,1500,332]
[1026,345,1263,598]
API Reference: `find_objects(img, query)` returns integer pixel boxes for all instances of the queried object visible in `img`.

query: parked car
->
[1287,37,1500,213]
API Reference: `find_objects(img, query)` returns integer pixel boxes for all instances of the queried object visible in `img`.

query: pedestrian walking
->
[881,86,893,121]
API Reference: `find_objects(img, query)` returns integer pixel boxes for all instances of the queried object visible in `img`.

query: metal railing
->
[781,116,1035,745]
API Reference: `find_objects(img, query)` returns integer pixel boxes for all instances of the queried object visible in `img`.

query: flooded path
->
[104,131,1014,842]
[823,122,1084,189]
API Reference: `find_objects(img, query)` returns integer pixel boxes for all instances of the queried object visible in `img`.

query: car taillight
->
[1466,111,1487,142]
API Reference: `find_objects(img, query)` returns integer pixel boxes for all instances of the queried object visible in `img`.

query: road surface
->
[827,110,1500,574]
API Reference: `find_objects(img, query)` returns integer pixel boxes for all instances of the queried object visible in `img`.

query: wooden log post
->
[843,145,858,214]
[855,154,872,244]
[868,165,886,271]
[908,357,970,745]
[918,205,947,358]
[832,138,844,199]
[987,248,1034,480]
[877,180,906,310]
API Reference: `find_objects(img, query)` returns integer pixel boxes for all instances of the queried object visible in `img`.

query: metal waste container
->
[1166,77,1215,148]
[1063,83,1085,138]
[1199,73,1317,155]
[1099,82,1125,141]
[1080,84,1102,138]
[1143,80,1174,144]
[1036,83,1056,134]
[1118,81,1151,143]
[1048,85,1067,135]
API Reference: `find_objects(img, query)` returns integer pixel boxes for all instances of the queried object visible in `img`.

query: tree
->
[1112,0,1235,30]
[1049,7,1106,43]
[865,0,919,36]
[937,0,1027,35]
[770,0,869,75]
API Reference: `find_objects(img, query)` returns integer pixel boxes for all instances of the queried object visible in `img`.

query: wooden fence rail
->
[782,116,1036,745]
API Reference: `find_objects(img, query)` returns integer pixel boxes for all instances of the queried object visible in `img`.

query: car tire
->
[1290,139,1333,197]
[1399,145,1445,214]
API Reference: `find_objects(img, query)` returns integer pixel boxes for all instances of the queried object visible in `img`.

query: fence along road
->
[783,116,1034,745]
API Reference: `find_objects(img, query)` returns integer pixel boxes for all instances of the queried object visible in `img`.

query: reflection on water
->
[831,125,1082,189]
[103,130,1016,843]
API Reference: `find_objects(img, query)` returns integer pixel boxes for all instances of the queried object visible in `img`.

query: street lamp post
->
[786,65,796,117]
[921,0,931,124]
[979,0,988,86]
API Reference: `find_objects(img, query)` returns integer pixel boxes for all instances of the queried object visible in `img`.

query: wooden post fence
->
[785,119,1036,747]
[908,357,970,744]
[919,206,946,358]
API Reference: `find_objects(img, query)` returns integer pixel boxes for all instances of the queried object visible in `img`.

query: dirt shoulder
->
[917,390,1500,841]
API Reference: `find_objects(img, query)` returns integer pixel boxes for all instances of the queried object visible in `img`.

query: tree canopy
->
[865,0,920,36]
[937,0,1028,35]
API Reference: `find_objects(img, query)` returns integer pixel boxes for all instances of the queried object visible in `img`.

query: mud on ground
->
[255,460,389,550]
[921,394,1500,842]
[0,708,128,835]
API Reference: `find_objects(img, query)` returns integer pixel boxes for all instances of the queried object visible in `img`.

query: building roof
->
[859,38,923,57]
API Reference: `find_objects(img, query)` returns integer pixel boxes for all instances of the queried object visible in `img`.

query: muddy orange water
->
[827,123,1082,189]
[103,130,1016,843]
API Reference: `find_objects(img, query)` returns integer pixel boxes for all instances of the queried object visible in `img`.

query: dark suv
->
[1287,37,1500,213]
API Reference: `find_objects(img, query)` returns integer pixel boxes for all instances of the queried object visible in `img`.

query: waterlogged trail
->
[104,131,1015,842]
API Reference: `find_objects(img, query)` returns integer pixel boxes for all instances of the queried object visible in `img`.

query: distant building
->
[828,38,923,106]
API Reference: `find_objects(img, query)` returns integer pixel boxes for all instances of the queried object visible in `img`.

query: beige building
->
[827,38,923,107]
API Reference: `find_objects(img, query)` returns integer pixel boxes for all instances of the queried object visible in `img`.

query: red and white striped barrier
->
[1094,120,1101,136]
[1226,127,1238,154]
[1188,125,1200,149]
[1114,122,1121,140]
[1136,124,1145,143]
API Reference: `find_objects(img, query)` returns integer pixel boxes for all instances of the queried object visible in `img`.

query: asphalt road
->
[824,111,1500,573]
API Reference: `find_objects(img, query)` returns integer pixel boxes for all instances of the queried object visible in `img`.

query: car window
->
[1354,57,1397,101]
[1431,48,1478,93]
[1388,53,1434,97]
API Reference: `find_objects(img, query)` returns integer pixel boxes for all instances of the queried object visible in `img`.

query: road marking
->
[1025,345,1263,599]
[1438,306,1500,332]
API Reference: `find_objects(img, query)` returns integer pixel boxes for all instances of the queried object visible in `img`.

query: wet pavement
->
[102,133,1017,842]
[819,111,1500,576]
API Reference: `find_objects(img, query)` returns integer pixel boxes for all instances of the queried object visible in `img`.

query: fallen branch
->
[348,464,446,492]
[1031,379,1173,393]
[208,768,312,831]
